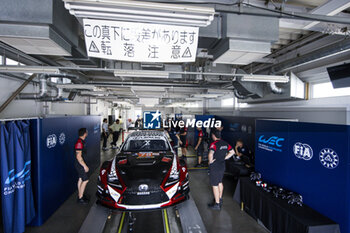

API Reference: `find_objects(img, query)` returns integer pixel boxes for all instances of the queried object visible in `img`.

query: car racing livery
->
[97,130,189,210]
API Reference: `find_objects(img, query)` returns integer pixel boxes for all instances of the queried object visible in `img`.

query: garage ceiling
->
[0,0,350,106]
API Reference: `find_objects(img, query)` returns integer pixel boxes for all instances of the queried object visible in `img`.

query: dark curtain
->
[0,121,35,233]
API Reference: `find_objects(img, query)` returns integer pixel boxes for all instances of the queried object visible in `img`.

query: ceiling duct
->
[211,14,279,65]
[238,72,306,103]
[63,0,215,27]
[232,79,264,99]
[0,0,80,56]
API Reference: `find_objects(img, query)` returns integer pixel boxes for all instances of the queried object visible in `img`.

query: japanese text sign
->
[83,19,199,63]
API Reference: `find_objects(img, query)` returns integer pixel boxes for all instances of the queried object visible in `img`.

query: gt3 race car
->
[97,130,189,210]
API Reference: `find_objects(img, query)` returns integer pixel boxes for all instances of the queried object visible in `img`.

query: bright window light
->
[312,82,350,98]
[6,58,19,65]
[221,97,234,107]
[0,56,2,65]
[238,103,249,108]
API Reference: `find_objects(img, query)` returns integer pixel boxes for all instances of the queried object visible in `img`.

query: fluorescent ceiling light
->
[63,0,215,27]
[241,74,289,83]
[55,84,96,90]
[0,66,59,74]
[72,11,209,27]
[192,94,222,98]
[114,69,169,79]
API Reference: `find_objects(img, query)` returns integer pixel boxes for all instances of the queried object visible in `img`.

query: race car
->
[96,130,189,210]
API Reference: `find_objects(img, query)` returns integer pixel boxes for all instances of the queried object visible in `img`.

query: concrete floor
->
[185,153,268,233]
[17,135,268,233]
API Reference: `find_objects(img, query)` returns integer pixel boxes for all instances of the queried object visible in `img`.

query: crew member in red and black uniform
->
[194,127,204,167]
[208,129,235,210]
[75,128,90,204]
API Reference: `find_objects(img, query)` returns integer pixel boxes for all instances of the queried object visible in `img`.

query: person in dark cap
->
[207,129,235,210]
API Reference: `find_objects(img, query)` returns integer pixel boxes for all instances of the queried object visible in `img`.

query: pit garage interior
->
[1,0,350,233]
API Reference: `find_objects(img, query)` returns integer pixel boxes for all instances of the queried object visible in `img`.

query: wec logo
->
[5,161,31,185]
[258,135,285,152]
[258,135,284,147]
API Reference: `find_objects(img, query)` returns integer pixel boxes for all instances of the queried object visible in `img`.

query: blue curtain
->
[0,121,35,233]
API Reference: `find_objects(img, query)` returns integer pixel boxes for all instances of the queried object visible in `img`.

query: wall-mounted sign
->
[83,19,199,63]
[319,148,339,169]
[257,135,285,152]
[293,142,313,161]
[46,134,57,149]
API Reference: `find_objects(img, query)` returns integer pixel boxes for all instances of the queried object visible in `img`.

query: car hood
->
[115,151,174,189]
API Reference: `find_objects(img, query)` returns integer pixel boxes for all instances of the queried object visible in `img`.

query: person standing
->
[194,127,204,167]
[167,127,179,156]
[110,119,123,149]
[178,127,187,159]
[135,116,142,128]
[75,128,90,204]
[102,118,109,151]
[208,129,235,210]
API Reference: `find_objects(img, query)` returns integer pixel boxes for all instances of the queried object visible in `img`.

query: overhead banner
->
[83,19,199,63]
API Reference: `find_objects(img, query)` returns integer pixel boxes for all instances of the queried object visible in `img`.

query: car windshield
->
[123,139,169,152]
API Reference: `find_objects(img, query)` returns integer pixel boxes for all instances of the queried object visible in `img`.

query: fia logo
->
[293,142,313,160]
[47,134,57,149]
[319,148,339,169]
[143,110,161,129]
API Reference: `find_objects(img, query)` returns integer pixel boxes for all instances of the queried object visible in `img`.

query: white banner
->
[83,19,199,63]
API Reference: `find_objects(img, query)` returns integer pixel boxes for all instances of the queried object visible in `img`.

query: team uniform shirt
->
[75,138,87,162]
[168,129,178,146]
[179,127,187,148]
[74,138,89,181]
[196,130,204,151]
[209,140,233,167]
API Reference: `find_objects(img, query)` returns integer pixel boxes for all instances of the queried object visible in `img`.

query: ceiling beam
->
[303,0,350,30]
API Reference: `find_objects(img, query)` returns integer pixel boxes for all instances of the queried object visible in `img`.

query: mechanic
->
[207,125,224,151]
[178,127,187,159]
[102,118,109,151]
[110,119,123,149]
[167,126,179,156]
[208,129,235,210]
[194,127,204,167]
[226,139,252,178]
[135,116,142,128]
[75,128,90,205]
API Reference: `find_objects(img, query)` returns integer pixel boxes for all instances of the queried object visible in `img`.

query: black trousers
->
[111,131,120,146]
[102,133,108,148]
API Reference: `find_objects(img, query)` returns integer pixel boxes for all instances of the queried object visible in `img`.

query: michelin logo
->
[258,135,285,152]
[319,148,339,169]
[143,110,161,129]
[293,142,313,160]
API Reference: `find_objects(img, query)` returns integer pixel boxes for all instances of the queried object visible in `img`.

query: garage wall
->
[90,99,110,120]
[0,77,90,119]
[50,99,87,115]
[207,96,350,125]
[0,77,43,118]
